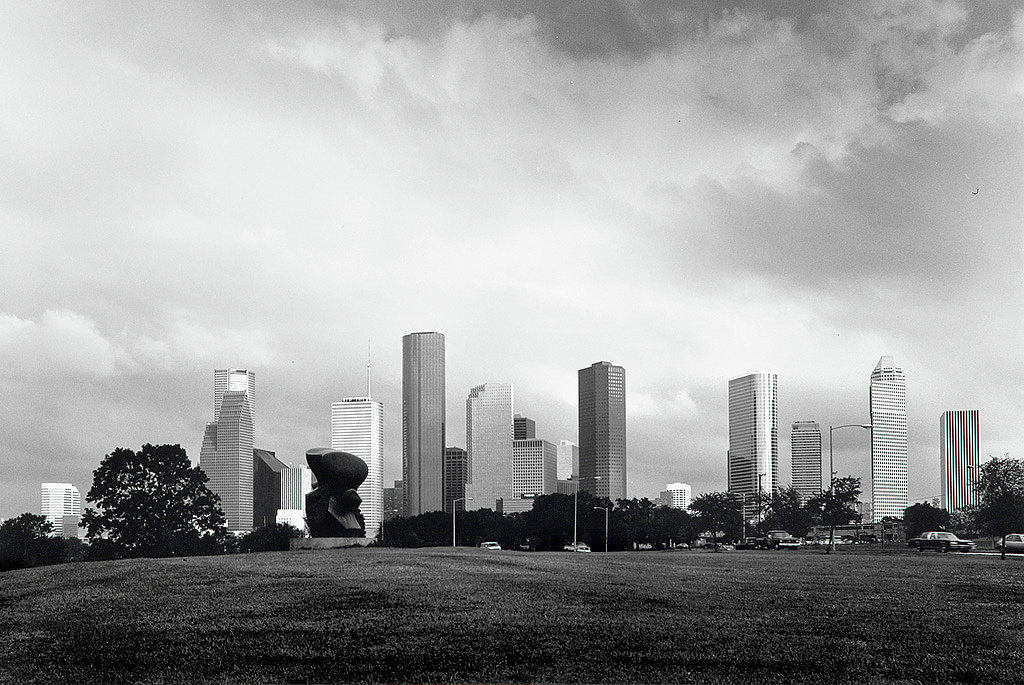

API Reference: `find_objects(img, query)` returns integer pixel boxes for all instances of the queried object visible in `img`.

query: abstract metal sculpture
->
[305,448,367,538]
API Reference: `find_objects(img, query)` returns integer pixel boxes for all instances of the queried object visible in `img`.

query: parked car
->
[563,542,592,553]
[766,530,801,549]
[993,533,1024,553]
[908,531,975,553]
[478,541,502,550]
[735,537,760,550]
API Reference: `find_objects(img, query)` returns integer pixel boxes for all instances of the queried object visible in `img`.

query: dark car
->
[766,530,801,549]
[735,537,759,550]
[908,531,975,552]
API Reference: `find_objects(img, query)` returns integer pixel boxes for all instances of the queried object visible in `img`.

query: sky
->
[1,0,1022,519]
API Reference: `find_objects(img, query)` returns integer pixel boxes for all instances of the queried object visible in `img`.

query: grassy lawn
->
[1,547,1022,684]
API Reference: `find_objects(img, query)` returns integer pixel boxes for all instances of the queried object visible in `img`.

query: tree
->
[0,513,69,571]
[975,455,1024,559]
[82,443,230,558]
[763,485,815,537]
[903,502,950,540]
[690,493,741,551]
[239,523,302,553]
[806,476,861,553]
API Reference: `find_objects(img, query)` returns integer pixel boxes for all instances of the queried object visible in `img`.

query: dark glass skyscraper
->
[578,361,626,501]
[402,332,446,516]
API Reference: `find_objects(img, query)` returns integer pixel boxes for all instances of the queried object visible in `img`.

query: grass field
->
[1,547,1022,684]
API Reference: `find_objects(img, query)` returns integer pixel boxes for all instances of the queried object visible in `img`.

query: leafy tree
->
[762,485,815,537]
[651,506,694,549]
[975,455,1024,559]
[82,443,230,558]
[690,492,741,551]
[903,502,950,540]
[950,504,982,538]
[239,523,302,553]
[806,476,862,553]
[0,513,69,571]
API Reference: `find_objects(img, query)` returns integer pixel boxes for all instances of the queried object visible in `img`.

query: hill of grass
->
[1,547,1022,684]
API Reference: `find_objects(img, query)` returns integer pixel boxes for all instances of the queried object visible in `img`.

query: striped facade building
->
[940,410,980,512]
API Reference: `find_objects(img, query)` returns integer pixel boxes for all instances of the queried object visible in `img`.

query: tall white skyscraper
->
[402,332,446,516]
[331,397,384,539]
[556,440,579,480]
[791,421,822,504]
[940,410,979,512]
[512,439,557,499]
[200,368,255,531]
[40,483,80,537]
[280,465,314,510]
[465,383,514,512]
[728,372,779,518]
[870,356,908,522]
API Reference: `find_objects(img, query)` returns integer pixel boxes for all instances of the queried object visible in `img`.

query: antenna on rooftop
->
[366,338,372,398]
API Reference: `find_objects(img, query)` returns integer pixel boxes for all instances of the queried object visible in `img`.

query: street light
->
[827,423,872,552]
[594,506,609,553]
[452,497,472,548]
[828,423,873,491]
[573,476,601,548]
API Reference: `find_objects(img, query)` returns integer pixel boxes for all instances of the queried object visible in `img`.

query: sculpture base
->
[290,537,375,550]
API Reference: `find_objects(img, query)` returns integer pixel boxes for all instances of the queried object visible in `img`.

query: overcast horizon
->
[2,1,1022,519]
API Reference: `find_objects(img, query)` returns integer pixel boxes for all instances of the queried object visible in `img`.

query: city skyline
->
[2,2,1022,518]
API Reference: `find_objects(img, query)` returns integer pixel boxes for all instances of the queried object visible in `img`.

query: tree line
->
[4,445,1024,572]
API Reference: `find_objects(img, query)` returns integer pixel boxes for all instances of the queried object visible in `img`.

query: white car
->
[478,541,502,550]
[563,542,592,553]
[994,533,1024,553]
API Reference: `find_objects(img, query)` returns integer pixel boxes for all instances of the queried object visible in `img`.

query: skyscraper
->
[280,465,314,510]
[791,421,822,504]
[465,382,514,511]
[444,447,468,513]
[940,410,980,512]
[200,368,255,531]
[332,397,384,539]
[40,483,80,537]
[253,448,288,529]
[402,332,445,516]
[578,361,626,501]
[556,440,579,480]
[870,356,908,522]
[510,438,557,508]
[728,372,779,517]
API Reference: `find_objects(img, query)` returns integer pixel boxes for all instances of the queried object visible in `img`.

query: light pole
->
[452,497,472,548]
[827,423,872,552]
[594,506,609,552]
[573,476,601,548]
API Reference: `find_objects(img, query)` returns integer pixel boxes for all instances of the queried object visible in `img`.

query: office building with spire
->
[728,372,779,518]
[791,421,822,504]
[870,356,908,522]
[200,368,256,531]
[402,332,446,516]
[940,410,979,512]
[578,361,626,501]
[332,397,384,539]
[465,382,514,512]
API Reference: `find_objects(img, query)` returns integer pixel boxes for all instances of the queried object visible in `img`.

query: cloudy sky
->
[2,1,1022,519]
